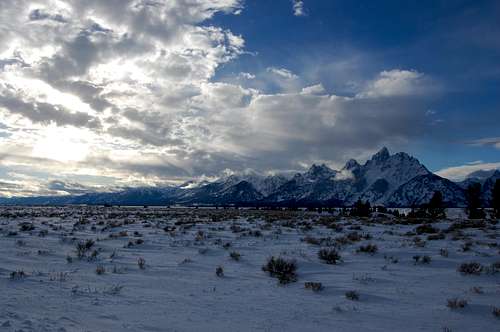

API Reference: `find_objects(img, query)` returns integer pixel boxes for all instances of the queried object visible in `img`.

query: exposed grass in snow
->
[0,206,499,331]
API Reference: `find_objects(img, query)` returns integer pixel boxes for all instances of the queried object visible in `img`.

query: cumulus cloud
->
[464,137,500,149]
[0,87,101,129]
[47,180,101,194]
[301,84,326,95]
[238,72,255,80]
[266,67,298,79]
[0,1,445,195]
[292,0,306,16]
[357,69,436,98]
[334,169,354,180]
[435,162,500,181]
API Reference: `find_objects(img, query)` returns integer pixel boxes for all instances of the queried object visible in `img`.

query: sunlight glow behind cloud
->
[0,0,495,196]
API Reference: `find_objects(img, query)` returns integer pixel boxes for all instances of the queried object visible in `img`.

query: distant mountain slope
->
[1,147,495,207]
[481,170,500,205]
[386,174,466,207]
[355,148,431,204]
[0,187,179,206]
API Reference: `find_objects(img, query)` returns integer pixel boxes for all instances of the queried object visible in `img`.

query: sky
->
[0,0,499,196]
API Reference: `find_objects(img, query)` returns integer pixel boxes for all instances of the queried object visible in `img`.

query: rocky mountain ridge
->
[0,148,498,207]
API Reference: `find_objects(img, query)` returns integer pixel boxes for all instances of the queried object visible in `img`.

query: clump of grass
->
[415,224,439,235]
[180,258,193,265]
[384,255,399,264]
[447,297,467,309]
[413,255,431,264]
[357,243,378,254]
[19,223,35,232]
[413,237,426,248]
[458,262,483,275]
[427,233,445,241]
[318,248,341,265]
[229,251,241,261]
[49,271,68,282]
[198,248,209,255]
[461,242,473,252]
[249,230,262,237]
[492,306,500,318]
[195,230,205,241]
[216,266,224,277]
[484,262,500,275]
[96,265,106,275]
[89,249,99,261]
[470,286,483,294]
[422,255,432,264]
[10,270,26,280]
[439,248,449,257]
[302,236,321,245]
[304,282,323,292]
[262,256,297,284]
[347,231,362,242]
[345,290,359,301]
[103,284,124,295]
[76,239,95,259]
[138,257,146,269]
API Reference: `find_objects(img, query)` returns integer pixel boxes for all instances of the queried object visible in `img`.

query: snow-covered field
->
[0,206,499,332]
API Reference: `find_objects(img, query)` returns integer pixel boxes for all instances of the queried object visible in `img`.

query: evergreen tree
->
[492,179,500,218]
[350,199,371,217]
[427,191,446,219]
[465,183,485,219]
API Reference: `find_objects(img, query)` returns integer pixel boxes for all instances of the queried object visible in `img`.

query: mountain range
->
[0,147,498,207]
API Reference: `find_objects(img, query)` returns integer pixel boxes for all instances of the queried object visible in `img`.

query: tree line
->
[350,179,500,220]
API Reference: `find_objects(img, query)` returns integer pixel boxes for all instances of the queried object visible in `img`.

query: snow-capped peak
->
[343,159,360,171]
[305,164,336,179]
[370,146,390,163]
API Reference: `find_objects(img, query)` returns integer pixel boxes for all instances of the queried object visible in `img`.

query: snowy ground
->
[0,206,499,332]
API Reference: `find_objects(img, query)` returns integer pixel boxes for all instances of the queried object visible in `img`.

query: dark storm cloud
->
[464,137,500,149]
[107,126,184,147]
[28,9,68,23]
[0,181,23,190]
[47,180,96,194]
[56,80,112,112]
[38,31,104,81]
[82,155,189,178]
[0,92,101,129]
[0,0,474,193]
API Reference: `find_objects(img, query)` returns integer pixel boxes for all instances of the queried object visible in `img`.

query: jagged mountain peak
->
[465,169,499,180]
[0,147,472,207]
[305,163,336,179]
[370,146,390,163]
[343,159,360,170]
[308,163,329,171]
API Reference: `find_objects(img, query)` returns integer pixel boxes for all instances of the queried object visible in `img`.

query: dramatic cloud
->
[266,67,298,79]
[464,137,500,149]
[0,1,446,195]
[292,0,306,17]
[47,180,102,195]
[436,162,500,181]
[357,69,436,98]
